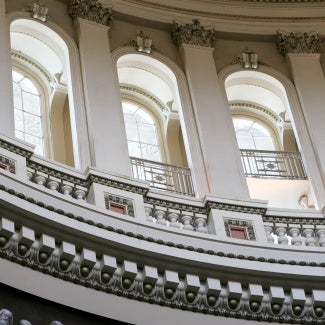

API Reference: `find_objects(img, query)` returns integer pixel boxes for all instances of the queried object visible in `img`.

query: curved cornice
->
[11,50,52,83]
[107,0,325,35]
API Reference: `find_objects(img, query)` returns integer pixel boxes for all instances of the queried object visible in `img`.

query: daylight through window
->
[122,101,161,162]
[12,70,44,156]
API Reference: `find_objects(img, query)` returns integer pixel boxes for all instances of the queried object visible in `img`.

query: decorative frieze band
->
[68,0,113,26]
[1,216,325,323]
[277,31,321,56]
[172,19,216,48]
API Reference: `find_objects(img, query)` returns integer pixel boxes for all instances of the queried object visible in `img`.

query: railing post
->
[316,226,325,247]
[289,224,302,246]
[275,223,289,245]
[264,222,275,243]
[302,226,316,246]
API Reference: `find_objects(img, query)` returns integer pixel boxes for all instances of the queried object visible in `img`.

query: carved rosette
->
[277,31,321,56]
[68,0,113,26]
[172,19,216,48]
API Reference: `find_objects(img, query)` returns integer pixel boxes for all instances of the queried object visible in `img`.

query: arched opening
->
[9,17,89,168]
[116,53,188,167]
[224,69,313,209]
[122,99,162,162]
[115,51,196,196]
[12,69,44,156]
[233,117,277,151]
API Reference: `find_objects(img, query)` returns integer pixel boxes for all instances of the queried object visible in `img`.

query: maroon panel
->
[230,227,248,240]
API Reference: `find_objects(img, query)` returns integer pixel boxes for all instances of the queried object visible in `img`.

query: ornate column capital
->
[277,31,321,56]
[68,0,113,26]
[172,19,216,48]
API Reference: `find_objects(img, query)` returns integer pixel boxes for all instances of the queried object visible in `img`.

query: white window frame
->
[122,98,166,163]
[12,64,51,157]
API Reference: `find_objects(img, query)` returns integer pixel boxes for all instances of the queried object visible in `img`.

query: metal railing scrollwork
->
[130,157,195,196]
[240,149,307,180]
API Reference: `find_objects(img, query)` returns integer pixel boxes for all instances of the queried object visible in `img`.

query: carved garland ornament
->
[277,31,321,56]
[172,19,216,48]
[68,0,113,26]
[1,220,325,323]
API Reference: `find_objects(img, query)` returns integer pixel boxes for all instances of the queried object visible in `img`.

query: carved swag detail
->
[68,0,112,26]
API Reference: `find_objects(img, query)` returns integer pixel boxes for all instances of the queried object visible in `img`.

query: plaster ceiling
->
[117,54,178,111]
[225,70,289,119]
[10,19,67,84]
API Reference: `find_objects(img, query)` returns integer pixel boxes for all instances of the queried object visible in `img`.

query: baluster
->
[288,224,302,245]
[275,223,288,245]
[302,226,316,246]
[46,176,60,191]
[26,167,35,180]
[33,171,47,186]
[194,214,208,233]
[60,181,74,196]
[144,204,153,222]
[154,208,167,225]
[167,209,181,228]
[181,212,194,231]
[264,222,275,243]
[316,226,325,247]
[73,185,87,200]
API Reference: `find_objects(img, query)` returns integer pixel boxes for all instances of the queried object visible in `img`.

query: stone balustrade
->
[2,135,325,252]
[263,218,325,246]
[26,166,88,200]
[145,202,208,233]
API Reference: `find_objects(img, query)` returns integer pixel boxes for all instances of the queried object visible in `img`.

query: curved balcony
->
[0,135,325,324]
[240,149,307,180]
[130,156,194,196]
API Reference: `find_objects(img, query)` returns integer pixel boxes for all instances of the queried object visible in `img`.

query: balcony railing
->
[240,149,307,179]
[130,156,195,196]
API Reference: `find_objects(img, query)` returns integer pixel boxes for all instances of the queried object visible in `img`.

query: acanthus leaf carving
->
[172,19,216,48]
[277,31,321,56]
[68,0,113,26]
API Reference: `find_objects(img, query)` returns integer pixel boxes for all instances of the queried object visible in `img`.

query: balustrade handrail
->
[130,156,195,196]
[240,149,307,180]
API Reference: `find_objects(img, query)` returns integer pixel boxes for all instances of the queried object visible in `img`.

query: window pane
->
[123,101,162,162]
[23,112,42,137]
[127,141,141,157]
[254,137,275,151]
[12,71,24,83]
[13,83,22,109]
[12,70,44,156]
[233,118,275,150]
[236,131,255,149]
[135,109,154,124]
[24,134,43,156]
[15,130,24,140]
[14,109,24,132]
[22,92,41,115]
[233,119,253,132]
[124,115,139,141]
[19,77,39,95]
[138,123,158,145]
[250,122,270,137]
[141,144,161,161]
[123,101,138,114]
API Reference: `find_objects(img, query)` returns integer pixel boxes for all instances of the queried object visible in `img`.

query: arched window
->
[122,100,161,162]
[12,70,44,156]
[233,117,276,151]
